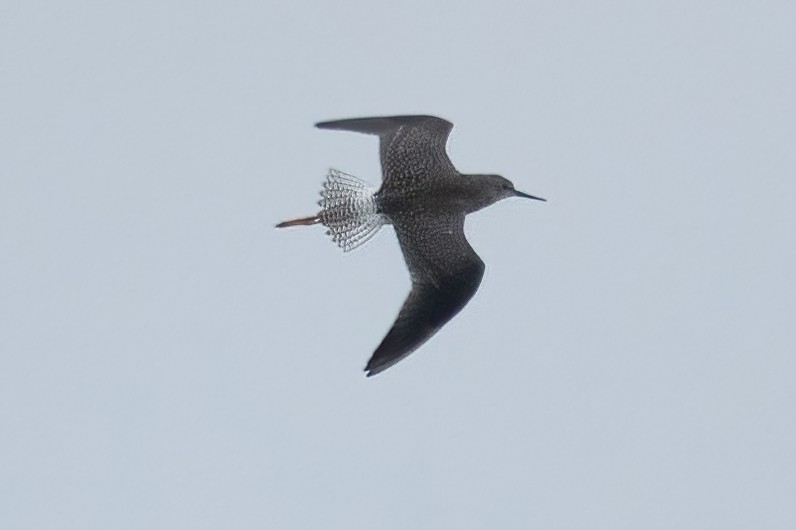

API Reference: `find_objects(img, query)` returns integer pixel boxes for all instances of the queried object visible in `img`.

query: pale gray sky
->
[2,1,795,529]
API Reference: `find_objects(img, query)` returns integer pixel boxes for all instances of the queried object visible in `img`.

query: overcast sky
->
[2,1,795,529]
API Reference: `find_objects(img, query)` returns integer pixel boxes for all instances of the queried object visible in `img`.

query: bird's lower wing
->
[365,215,484,376]
[365,270,483,376]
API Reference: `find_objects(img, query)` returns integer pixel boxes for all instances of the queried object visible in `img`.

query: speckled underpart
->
[318,169,386,252]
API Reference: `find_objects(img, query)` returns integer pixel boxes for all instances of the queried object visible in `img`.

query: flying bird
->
[277,115,545,376]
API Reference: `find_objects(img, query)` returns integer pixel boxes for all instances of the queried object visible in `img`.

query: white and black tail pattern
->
[276,169,386,251]
[318,169,386,252]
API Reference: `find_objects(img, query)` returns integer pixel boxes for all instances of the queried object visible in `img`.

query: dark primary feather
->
[365,214,485,376]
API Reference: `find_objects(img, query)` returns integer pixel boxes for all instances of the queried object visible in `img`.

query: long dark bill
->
[514,190,546,201]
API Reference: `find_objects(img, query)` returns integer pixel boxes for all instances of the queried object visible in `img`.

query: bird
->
[277,115,545,376]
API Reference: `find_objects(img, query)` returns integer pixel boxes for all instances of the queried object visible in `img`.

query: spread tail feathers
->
[276,169,385,251]
[275,215,320,228]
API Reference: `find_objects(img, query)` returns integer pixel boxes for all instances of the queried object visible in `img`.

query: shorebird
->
[277,115,545,376]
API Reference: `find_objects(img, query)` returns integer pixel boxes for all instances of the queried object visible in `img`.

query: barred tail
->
[275,215,321,228]
[277,169,385,251]
[319,169,386,252]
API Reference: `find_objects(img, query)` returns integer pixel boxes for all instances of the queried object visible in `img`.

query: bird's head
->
[470,174,546,211]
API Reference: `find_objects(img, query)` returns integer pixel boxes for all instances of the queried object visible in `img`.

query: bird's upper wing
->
[315,115,456,188]
[365,214,485,376]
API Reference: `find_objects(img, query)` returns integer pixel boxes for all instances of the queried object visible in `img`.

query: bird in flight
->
[277,115,545,376]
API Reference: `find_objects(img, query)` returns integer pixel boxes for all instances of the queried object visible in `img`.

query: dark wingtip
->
[363,363,381,378]
[315,115,453,134]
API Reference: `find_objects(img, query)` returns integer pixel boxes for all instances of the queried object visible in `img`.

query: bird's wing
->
[315,115,456,187]
[365,214,485,376]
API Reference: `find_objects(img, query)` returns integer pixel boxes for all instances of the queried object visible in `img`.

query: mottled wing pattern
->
[365,214,485,376]
[315,115,455,190]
